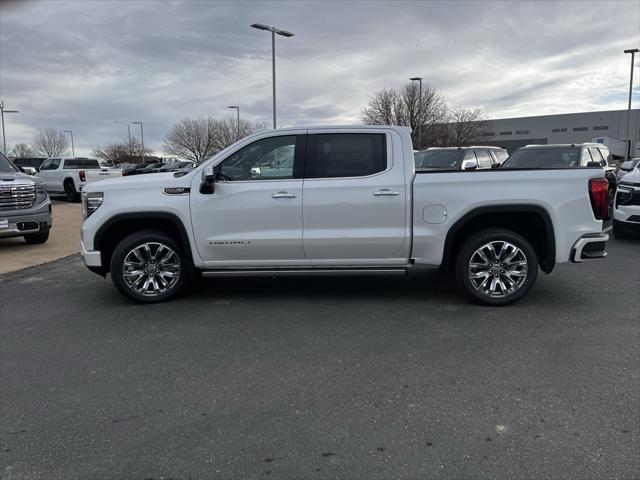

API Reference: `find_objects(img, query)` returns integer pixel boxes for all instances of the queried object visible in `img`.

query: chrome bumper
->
[570,233,609,263]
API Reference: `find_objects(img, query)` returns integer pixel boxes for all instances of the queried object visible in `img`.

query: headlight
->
[36,183,47,203]
[82,191,103,219]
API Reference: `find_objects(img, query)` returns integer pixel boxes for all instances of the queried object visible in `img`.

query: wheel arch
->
[94,212,194,274]
[441,205,556,274]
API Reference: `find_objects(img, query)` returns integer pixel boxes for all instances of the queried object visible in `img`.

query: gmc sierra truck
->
[80,126,609,305]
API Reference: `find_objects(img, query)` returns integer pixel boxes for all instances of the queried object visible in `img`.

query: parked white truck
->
[80,126,610,305]
[37,157,122,202]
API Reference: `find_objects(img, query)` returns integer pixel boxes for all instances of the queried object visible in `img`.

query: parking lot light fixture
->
[132,121,144,161]
[250,23,294,129]
[410,77,423,149]
[227,106,240,140]
[0,99,19,156]
[114,121,132,155]
[64,130,75,157]
[624,48,639,161]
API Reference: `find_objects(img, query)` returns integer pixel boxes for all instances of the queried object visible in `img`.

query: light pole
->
[228,105,240,140]
[624,48,639,161]
[0,100,19,156]
[132,121,144,161]
[64,130,75,157]
[250,23,294,129]
[114,121,132,156]
[410,77,423,149]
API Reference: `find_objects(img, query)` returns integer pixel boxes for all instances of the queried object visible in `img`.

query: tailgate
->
[85,169,123,182]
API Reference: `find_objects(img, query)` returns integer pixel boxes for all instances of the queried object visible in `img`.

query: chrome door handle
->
[373,189,400,196]
[272,191,297,199]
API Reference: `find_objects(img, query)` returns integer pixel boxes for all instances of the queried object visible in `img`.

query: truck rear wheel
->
[64,180,80,202]
[110,230,190,303]
[455,228,538,306]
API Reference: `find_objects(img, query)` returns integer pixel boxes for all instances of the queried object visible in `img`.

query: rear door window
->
[474,150,493,169]
[588,148,604,165]
[306,133,387,178]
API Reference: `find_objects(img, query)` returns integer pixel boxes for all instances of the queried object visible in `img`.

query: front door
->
[190,133,308,268]
[302,130,409,265]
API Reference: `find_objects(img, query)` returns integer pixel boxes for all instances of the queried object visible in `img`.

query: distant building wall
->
[478,109,640,156]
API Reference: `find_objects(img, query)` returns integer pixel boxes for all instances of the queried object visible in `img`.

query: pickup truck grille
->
[0,184,36,210]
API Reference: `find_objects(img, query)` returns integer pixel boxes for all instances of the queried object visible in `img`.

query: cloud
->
[1,0,638,155]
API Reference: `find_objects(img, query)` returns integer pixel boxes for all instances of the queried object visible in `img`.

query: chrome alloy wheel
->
[467,240,528,298]
[122,242,181,297]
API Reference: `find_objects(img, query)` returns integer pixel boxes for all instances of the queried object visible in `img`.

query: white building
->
[478,109,640,158]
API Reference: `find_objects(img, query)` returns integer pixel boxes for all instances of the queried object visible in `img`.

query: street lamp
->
[132,121,144,161]
[63,130,75,157]
[410,77,423,149]
[114,121,132,155]
[624,48,639,161]
[0,100,19,155]
[228,105,240,140]
[250,23,294,129]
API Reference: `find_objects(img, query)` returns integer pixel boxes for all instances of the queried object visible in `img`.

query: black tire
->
[455,228,538,306]
[64,180,80,202]
[24,229,50,244]
[110,230,192,303]
[612,220,630,239]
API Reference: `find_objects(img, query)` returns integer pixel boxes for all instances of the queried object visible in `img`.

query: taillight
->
[79,170,86,182]
[589,177,609,220]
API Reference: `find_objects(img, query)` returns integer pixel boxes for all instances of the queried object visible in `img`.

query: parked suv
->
[0,152,52,244]
[613,161,640,238]
[414,146,507,170]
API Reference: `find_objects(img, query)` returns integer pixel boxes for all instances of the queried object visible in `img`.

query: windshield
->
[414,150,463,169]
[502,148,580,168]
[0,152,19,173]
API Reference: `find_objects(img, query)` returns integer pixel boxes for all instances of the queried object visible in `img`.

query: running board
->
[201,268,408,278]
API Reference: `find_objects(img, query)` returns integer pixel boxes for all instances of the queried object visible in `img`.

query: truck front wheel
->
[110,230,190,303]
[455,228,538,306]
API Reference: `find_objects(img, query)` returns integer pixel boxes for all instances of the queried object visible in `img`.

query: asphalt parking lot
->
[1,237,638,480]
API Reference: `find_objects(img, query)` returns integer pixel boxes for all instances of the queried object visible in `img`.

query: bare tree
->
[93,138,152,165]
[440,108,492,147]
[33,128,69,157]
[164,116,266,163]
[361,82,448,149]
[9,143,35,158]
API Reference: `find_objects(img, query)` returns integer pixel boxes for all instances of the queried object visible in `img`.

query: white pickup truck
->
[37,157,122,202]
[80,126,610,305]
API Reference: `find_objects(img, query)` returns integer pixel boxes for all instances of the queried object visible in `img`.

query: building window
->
[573,127,589,131]
[552,128,567,132]
[499,131,512,136]
[482,132,495,137]
[515,130,530,135]
[593,126,609,131]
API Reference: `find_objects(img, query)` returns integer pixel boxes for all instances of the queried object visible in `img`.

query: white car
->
[80,125,609,305]
[613,162,640,238]
[37,157,122,202]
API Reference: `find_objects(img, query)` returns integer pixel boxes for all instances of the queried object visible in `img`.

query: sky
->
[0,0,639,156]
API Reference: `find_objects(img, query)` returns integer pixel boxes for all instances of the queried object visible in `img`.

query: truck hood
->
[0,172,42,184]
[83,172,192,192]
[620,169,640,184]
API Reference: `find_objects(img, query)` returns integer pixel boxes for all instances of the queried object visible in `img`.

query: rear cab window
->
[63,159,101,169]
[306,133,386,178]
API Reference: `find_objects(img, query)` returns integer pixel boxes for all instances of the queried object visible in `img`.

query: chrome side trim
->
[202,268,407,278]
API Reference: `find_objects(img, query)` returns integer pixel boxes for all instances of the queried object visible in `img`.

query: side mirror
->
[462,160,478,171]
[586,161,602,168]
[200,164,216,194]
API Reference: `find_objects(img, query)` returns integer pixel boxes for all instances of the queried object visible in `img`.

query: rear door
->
[302,129,409,265]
